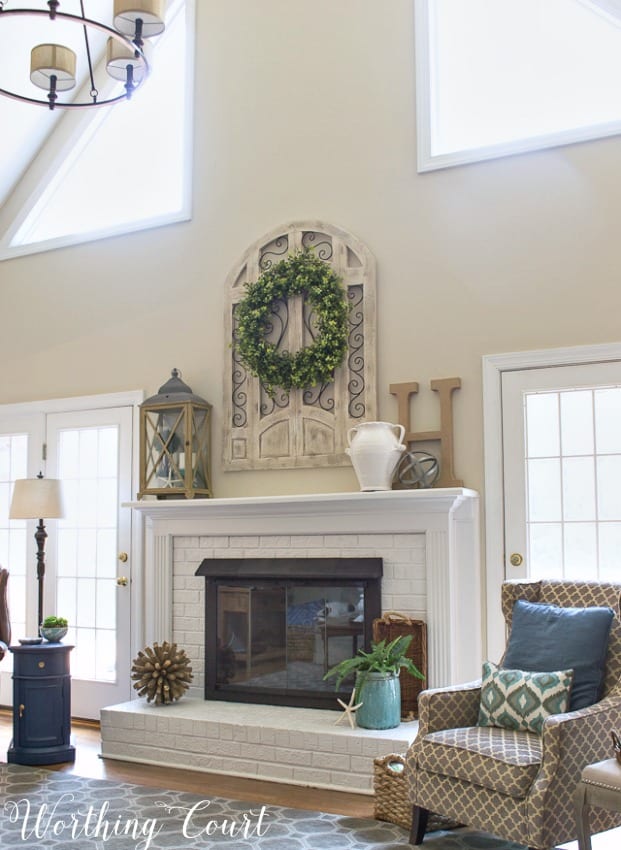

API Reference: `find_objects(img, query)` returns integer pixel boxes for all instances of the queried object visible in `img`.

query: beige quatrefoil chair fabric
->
[405,580,621,850]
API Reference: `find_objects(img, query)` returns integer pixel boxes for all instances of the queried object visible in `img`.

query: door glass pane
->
[56,426,118,682]
[562,457,596,521]
[595,387,621,453]
[525,393,559,457]
[563,523,597,579]
[599,523,621,581]
[525,385,621,580]
[597,455,621,521]
[0,434,29,641]
[528,523,563,579]
[527,458,561,522]
[560,390,594,456]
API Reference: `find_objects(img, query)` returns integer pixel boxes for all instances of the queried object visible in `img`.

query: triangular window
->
[416,0,621,170]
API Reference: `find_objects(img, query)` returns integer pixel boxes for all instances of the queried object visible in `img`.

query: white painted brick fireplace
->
[100,489,481,792]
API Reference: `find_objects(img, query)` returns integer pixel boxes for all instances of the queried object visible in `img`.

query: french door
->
[45,407,134,718]
[484,343,621,662]
[0,395,138,718]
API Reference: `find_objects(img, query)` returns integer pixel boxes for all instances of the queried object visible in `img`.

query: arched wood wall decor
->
[223,222,377,470]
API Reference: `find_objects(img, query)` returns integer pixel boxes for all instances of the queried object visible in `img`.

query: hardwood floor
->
[0,710,374,818]
[2,711,620,847]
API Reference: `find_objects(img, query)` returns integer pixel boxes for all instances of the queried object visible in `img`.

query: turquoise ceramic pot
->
[356,671,401,729]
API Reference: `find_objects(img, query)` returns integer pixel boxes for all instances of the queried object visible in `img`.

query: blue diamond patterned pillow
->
[478,661,573,735]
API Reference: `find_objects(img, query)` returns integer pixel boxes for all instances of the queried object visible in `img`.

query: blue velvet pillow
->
[502,600,614,711]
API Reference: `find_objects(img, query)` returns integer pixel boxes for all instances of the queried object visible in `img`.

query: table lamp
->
[9,473,65,632]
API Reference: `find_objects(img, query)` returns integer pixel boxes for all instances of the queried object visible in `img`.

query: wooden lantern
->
[138,369,212,500]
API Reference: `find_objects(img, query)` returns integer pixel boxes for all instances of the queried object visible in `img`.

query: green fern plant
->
[324,635,424,702]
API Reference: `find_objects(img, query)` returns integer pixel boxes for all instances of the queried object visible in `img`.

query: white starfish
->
[334,690,363,728]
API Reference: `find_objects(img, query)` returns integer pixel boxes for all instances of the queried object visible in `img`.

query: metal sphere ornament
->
[397,451,440,489]
[131,641,193,705]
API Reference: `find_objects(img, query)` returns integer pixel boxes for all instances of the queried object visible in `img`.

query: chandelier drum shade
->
[0,1,166,110]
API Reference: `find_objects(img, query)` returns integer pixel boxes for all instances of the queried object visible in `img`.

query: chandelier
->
[0,1,165,110]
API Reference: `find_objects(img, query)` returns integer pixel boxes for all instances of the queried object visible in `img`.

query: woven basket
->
[373,753,461,832]
[374,753,411,829]
[372,612,427,720]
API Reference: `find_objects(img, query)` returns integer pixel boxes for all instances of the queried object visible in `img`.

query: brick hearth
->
[100,698,418,794]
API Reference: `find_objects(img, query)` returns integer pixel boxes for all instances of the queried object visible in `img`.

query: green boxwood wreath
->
[234,249,349,396]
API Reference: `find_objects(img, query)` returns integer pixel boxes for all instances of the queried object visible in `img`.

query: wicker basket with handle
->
[373,753,411,829]
[373,753,460,831]
[372,611,427,720]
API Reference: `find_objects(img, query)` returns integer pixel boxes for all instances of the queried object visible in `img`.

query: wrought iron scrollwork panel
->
[231,306,248,428]
[302,382,335,411]
[347,285,365,419]
[259,236,289,271]
[260,297,291,419]
[260,385,290,417]
[302,231,333,260]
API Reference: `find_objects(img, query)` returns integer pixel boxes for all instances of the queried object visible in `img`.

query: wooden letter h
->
[389,377,463,488]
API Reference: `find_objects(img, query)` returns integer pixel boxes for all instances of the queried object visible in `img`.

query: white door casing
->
[483,341,621,663]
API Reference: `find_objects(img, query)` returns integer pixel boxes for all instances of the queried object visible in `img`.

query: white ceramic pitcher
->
[346,421,406,492]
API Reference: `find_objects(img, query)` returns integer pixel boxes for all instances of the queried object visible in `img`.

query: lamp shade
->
[113,1,166,38]
[9,478,65,520]
[30,44,77,92]
[106,37,151,83]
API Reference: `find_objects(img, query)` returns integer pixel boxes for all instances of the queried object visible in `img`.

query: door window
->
[56,425,120,682]
[523,386,621,580]
[0,433,29,640]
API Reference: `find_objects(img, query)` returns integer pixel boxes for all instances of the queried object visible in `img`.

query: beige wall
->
[2,0,621,502]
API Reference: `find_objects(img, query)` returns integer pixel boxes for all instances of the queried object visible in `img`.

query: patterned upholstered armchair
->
[405,580,621,850]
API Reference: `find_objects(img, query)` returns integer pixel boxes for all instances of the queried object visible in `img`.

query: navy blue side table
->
[7,643,75,765]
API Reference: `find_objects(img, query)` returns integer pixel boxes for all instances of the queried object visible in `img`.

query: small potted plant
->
[324,635,424,729]
[40,616,68,643]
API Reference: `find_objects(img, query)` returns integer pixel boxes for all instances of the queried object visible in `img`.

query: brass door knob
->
[117,576,129,587]
[118,552,128,563]
[509,553,524,567]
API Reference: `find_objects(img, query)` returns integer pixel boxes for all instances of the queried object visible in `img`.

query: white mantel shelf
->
[126,487,478,531]
[127,488,481,689]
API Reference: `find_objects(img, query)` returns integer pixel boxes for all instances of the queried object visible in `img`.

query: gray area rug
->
[0,763,530,850]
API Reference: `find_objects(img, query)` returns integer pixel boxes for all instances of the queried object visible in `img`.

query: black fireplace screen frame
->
[195,557,383,710]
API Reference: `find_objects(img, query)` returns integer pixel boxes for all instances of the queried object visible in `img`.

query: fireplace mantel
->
[127,488,481,688]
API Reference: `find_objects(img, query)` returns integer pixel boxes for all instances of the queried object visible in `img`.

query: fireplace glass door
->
[199,558,382,710]
[216,583,366,695]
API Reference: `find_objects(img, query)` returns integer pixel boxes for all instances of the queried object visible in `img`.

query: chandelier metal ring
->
[0,7,151,109]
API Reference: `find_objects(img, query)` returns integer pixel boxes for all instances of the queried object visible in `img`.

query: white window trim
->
[0,0,195,261]
[482,341,621,662]
[415,0,621,173]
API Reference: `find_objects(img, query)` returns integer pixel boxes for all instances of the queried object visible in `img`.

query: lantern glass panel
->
[144,407,185,490]
[192,408,211,491]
